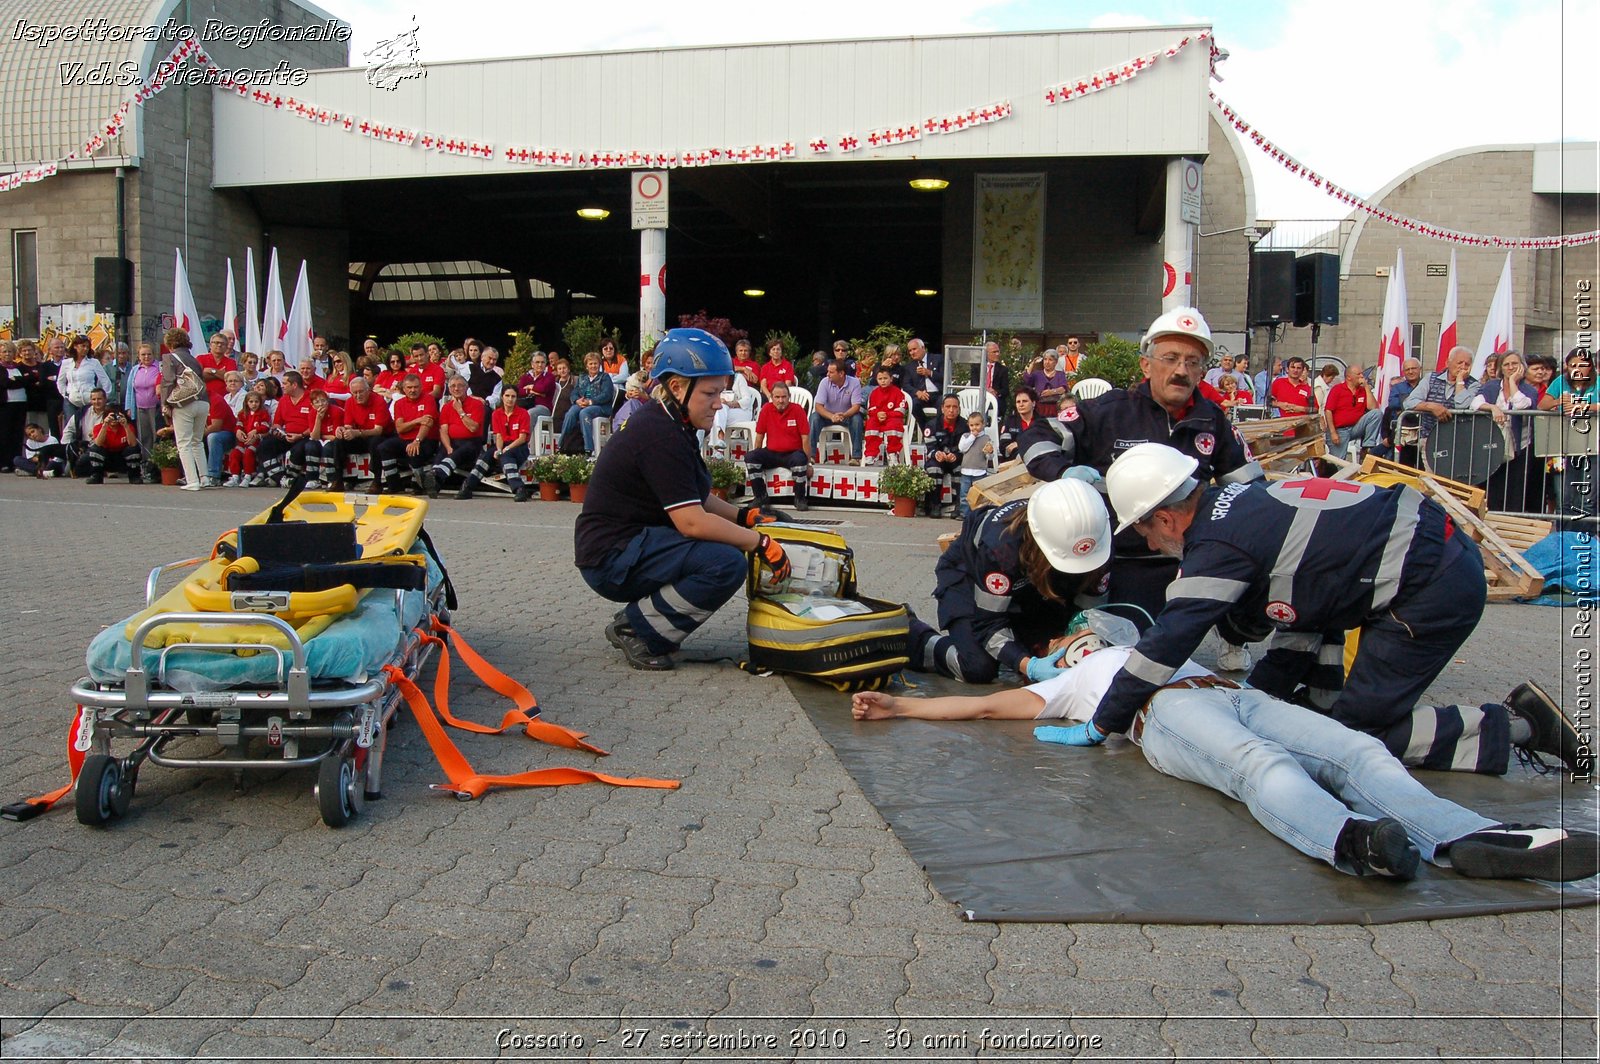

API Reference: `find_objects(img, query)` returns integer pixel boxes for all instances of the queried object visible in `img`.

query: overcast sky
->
[325,0,1594,224]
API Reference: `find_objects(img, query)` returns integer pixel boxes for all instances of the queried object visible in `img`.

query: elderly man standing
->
[810,359,864,461]
[1015,307,1260,641]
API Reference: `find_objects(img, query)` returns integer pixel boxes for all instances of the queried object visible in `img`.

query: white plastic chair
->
[786,385,814,417]
[532,414,557,455]
[1073,377,1112,400]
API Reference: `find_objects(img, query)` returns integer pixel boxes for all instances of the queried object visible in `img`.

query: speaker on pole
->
[94,257,133,316]
[1294,252,1340,327]
[1249,250,1295,327]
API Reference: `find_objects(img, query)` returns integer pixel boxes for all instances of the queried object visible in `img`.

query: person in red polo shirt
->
[757,339,798,402]
[423,374,485,497]
[460,386,534,501]
[1323,364,1382,457]
[1271,357,1315,416]
[373,373,438,494]
[256,370,319,485]
[302,390,344,489]
[318,375,391,490]
[745,380,811,511]
[197,331,238,402]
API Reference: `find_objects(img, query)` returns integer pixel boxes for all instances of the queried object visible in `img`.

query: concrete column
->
[1163,157,1196,311]
[640,229,666,349]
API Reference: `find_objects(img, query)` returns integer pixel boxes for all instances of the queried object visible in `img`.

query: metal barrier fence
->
[1391,408,1596,521]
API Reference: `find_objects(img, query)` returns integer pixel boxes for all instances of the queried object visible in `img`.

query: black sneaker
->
[1447,824,1600,881]
[455,481,474,500]
[423,469,440,498]
[85,474,104,485]
[794,494,809,511]
[604,620,675,671]
[1334,817,1420,880]
[1505,682,1589,776]
[513,486,531,503]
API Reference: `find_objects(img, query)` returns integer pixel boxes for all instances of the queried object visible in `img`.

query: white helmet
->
[1140,306,1214,358]
[1025,479,1112,573]
[1106,442,1201,534]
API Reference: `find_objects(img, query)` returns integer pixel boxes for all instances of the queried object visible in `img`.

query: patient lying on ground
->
[854,640,1598,884]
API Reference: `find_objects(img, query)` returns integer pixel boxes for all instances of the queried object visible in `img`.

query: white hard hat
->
[1140,306,1215,358]
[1025,478,1112,573]
[1106,442,1201,534]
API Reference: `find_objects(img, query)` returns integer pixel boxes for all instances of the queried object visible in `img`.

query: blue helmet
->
[650,328,733,382]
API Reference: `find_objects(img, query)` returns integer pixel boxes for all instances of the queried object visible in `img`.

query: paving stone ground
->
[1,480,1595,1061]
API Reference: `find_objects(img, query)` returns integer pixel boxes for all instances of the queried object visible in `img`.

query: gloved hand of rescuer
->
[737,503,781,528]
[1034,721,1107,747]
[1022,646,1072,682]
[753,533,791,586]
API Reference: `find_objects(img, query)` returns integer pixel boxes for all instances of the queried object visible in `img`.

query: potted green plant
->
[707,457,745,500]
[149,439,182,486]
[531,454,564,501]
[559,453,595,503]
[878,463,934,518]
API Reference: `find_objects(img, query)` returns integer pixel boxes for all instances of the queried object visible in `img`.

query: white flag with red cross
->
[261,248,287,354]
[222,258,237,345]
[173,249,202,344]
[283,261,315,367]
[1374,248,1409,411]
[243,246,263,357]
[1433,248,1457,371]
[1471,253,1514,378]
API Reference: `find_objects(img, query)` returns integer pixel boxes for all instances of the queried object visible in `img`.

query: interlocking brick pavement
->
[0,480,1594,1060]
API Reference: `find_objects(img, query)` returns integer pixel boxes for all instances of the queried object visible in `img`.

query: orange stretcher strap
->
[3,705,88,821]
[382,664,678,798]
[423,618,606,755]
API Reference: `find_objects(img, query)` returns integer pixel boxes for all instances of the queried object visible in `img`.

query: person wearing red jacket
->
[424,374,486,497]
[225,391,273,485]
[862,365,907,465]
[321,376,391,490]
[374,372,438,493]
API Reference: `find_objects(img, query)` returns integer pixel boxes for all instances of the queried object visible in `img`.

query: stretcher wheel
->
[75,754,131,826]
[316,751,363,828]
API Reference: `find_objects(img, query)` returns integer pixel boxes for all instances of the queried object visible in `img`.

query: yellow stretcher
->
[124,492,429,649]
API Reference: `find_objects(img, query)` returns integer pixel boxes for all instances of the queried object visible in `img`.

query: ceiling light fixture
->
[909,176,949,191]
[576,207,610,220]
[914,288,939,297]
[743,288,766,298]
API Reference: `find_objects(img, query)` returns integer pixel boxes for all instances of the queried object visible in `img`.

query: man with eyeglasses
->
[1014,307,1261,646]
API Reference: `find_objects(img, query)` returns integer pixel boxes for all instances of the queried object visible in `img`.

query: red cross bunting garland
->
[1210,92,1600,249]
[15,24,1596,254]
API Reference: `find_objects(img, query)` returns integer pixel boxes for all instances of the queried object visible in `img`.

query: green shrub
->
[393,331,446,354]
[558,453,595,484]
[562,316,624,362]
[531,454,564,483]
[502,328,539,384]
[706,458,746,490]
[761,329,800,362]
[1074,335,1143,390]
[879,463,934,499]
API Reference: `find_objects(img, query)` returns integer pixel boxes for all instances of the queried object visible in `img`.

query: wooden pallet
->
[1419,476,1545,600]
[1484,512,1554,554]
[967,459,1040,511]
[1351,454,1488,515]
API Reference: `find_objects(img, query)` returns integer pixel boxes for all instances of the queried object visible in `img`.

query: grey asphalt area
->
[0,479,1595,1061]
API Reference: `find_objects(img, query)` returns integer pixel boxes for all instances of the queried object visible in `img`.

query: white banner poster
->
[971,173,1046,330]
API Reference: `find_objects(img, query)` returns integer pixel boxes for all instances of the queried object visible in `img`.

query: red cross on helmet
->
[1140,306,1215,358]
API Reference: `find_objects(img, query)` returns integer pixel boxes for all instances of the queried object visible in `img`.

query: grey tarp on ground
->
[790,675,1600,924]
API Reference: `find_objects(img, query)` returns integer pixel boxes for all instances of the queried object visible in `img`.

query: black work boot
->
[604,619,675,671]
[456,476,477,500]
[1505,681,1590,776]
[1334,817,1420,880]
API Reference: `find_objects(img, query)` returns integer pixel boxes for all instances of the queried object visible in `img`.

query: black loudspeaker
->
[1294,252,1341,327]
[1249,251,1296,326]
[94,257,133,316]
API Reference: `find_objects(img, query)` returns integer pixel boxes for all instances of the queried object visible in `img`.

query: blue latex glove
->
[1062,466,1104,486]
[1035,721,1106,747]
[1022,646,1071,682]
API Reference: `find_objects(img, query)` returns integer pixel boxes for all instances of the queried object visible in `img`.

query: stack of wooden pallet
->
[1236,415,1327,475]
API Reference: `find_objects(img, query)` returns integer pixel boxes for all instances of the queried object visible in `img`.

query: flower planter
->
[159,467,182,486]
[567,482,587,504]
[710,487,729,500]
[538,481,560,502]
[889,494,918,518]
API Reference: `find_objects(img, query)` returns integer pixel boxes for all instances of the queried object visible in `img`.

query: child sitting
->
[956,412,994,518]
[862,365,906,465]
[225,391,273,486]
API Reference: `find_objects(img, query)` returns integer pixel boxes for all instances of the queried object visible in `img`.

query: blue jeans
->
[957,473,983,517]
[809,410,863,458]
[579,525,746,655]
[206,430,236,480]
[1139,686,1495,870]
[563,404,610,452]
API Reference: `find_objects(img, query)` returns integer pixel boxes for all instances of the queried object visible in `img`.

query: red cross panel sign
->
[1267,478,1374,512]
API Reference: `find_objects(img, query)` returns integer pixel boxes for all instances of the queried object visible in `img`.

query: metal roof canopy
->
[212,25,1212,187]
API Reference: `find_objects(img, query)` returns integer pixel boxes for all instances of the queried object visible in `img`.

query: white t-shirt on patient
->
[1026,647,1209,721]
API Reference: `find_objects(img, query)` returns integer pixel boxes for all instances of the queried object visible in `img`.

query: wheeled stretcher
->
[9,490,676,830]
